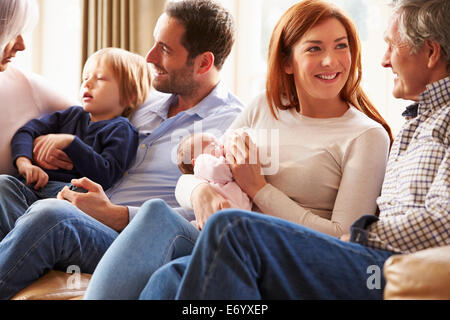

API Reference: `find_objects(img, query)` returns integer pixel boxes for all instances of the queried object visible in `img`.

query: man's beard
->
[152,60,199,96]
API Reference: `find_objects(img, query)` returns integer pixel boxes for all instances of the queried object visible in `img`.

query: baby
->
[177,132,252,212]
[11,47,152,198]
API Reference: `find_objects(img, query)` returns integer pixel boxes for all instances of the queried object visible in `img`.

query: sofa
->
[11,245,450,300]
[383,245,450,299]
[11,270,91,300]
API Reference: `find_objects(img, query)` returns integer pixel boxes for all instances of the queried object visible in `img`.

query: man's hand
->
[340,234,351,242]
[57,177,129,231]
[191,183,231,230]
[16,156,49,189]
[33,134,74,170]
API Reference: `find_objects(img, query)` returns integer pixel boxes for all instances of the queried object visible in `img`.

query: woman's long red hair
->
[266,0,393,144]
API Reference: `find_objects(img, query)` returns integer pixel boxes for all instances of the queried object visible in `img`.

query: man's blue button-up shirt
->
[105,82,244,221]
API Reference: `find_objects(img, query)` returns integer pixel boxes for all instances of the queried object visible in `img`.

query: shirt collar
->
[417,76,450,116]
[136,81,229,121]
[183,81,229,119]
[130,90,171,130]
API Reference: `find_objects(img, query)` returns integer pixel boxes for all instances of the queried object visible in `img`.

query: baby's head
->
[81,48,152,120]
[177,133,223,174]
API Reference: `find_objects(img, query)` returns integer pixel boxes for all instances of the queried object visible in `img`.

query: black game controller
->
[69,185,89,193]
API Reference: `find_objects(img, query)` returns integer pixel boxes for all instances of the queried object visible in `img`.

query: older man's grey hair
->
[0,0,38,53]
[391,0,450,69]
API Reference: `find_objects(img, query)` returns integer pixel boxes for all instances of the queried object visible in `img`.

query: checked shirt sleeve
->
[363,77,450,254]
[366,147,449,254]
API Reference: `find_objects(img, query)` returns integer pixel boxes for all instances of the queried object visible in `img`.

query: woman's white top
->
[176,93,391,237]
[0,65,73,175]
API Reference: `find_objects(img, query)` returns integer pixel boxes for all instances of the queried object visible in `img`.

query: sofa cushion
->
[11,270,91,300]
[383,245,450,300]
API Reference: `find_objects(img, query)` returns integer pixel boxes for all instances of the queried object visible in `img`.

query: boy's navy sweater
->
[11,106,139,190]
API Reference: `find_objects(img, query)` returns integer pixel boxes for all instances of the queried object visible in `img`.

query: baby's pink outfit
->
[194,153,252,211]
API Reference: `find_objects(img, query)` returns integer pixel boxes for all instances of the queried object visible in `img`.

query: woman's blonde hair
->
[84,48,152,118]
[0,0,38,54]
[266,0,393,143]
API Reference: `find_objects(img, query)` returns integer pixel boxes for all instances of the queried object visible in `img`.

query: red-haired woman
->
[181,0,393,235]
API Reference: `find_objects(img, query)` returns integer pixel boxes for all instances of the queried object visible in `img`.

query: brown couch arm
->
[383,245,450,300]
[11,270,92,300]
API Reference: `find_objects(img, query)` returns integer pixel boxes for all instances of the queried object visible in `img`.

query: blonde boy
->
[11,48,151,196]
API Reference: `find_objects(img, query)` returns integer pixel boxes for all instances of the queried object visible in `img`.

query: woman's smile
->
[315,72,341,82]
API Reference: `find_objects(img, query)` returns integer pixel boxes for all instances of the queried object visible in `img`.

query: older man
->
[143,0,449,300]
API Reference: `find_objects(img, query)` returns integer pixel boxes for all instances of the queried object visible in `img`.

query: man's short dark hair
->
[165,0,235,70]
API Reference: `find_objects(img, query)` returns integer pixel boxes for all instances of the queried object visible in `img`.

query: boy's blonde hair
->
[84,48,152,118]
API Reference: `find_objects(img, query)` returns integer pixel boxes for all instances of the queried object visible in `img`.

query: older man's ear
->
[425,40,444,69]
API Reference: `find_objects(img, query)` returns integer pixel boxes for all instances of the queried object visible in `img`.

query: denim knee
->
[201,209,255,238]
[0,175,22,194]
[15,199,80,227]
[208,209,254,226]
[141,198,170,213]
[136,199,174,223]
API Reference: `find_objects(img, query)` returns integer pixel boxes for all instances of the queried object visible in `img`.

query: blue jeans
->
[0,175,70,240]
[84,199,200,300]
[0,175,118,299]
[19,177,71,199]
[146,210,396,300]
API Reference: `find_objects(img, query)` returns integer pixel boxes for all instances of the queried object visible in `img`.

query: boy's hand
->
[33,134,75,170]
[16,156,49,189]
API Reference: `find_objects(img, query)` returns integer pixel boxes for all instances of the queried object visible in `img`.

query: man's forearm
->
[103,204,130,232]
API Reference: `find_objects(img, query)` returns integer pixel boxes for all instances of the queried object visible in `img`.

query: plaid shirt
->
[351,77,450,254]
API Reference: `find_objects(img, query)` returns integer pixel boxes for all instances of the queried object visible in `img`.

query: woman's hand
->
[57,177,129,231]
[225,129,267,199]
[191,183,231,230]
[16,156,49,189]
[33,134,74,170]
